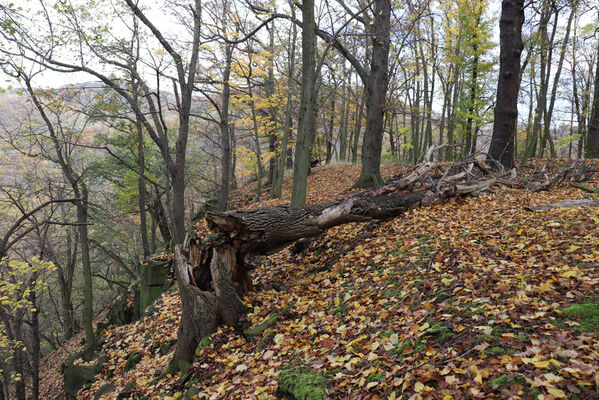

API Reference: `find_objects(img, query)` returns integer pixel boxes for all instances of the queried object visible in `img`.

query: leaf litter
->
[65,162,598,399]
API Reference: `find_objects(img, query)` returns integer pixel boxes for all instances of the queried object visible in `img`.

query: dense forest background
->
[0,0,598,398]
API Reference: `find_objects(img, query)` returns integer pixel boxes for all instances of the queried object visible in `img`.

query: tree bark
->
[218,44,233,212]
[586,18,599,158]
[290,0,317,207]
[487,0,524,169]
[354,0,391,188]
[352,86,365,163]
[274,5,297,198]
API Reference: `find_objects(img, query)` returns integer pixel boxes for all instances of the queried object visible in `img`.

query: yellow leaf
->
[547,388,566,398]
[414,381,424,392]
[419,322,430,331]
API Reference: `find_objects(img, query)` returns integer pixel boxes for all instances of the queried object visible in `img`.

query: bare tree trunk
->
[338,69,349,161]
[290,0,317,207]
[354,0,391,188]
[148,189,172,248]
[248,73,264,198]
[586,13,599,158]
[30,280,40,400]
[541,4,576,158]
[325,95,335,164]
[352,87,365,163]
[487,0,524,169]
[136,114,150,258]
[218,44,233,212]
[274,6,297,198]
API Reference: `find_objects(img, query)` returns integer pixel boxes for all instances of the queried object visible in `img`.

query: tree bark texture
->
[354,0,391,188]
[218,44,233,212]
[290,0,317,207]
[487,0,524,169]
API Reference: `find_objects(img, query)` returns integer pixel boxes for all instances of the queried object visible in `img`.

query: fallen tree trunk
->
[171,158,593,366]
[171,161,499,365]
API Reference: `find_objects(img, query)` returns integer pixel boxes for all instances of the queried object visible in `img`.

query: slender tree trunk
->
[267,22,277,189]
[338,73,349,161]
[388,113,396,156]
[290,0,317,207]
[325,95,335,164]
[149,212,157,253]
[274,8,297,198]
[487,0,524,169]
[586,25,599,158]
[218,44,233,211]
[30,281,40,400]
[542,4,575,158]
[412,73,421,163]
[77,186,95,350]
[136,114,150,258]
[354,0,391,188]
[150,190,172,247]
[248,76,264,197]
[352,88,365,163]
[523,6,556,162]
[230,124,237,190]
[465,13,481,156]
[2,312,25,400]
[439,82,448,152]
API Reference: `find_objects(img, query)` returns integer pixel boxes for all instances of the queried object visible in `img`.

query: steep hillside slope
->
[44,162,599,399]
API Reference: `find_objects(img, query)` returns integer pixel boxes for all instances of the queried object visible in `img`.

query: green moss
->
[392,340,424,360]
[424,323,452,343]
[93,383,115,400]
[124,352,142,372]
[160,340,176,355]
[367,372,385,383]
[562,302,599,332]
[488,374,526,388]
[194,336,212,358]
[484,346,515,356]
[163,358,180,376]
[381,329,395,339]
[257,329,275,351]
[244,313,278,341]
[277,365,328,400]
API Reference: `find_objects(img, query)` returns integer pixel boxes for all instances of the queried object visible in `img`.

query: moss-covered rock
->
[107,286,139,326]
[124,352,142,372]
[63,355,104,400]
[139,259,171,314]
[64,365,97,400]
[93,383,116,400]
[277,364,328,400]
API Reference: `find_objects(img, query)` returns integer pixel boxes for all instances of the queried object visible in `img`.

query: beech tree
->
[487,0,525,169]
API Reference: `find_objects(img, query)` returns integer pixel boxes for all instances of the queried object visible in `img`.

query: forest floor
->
[43,161,598,400]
